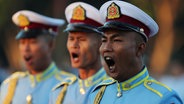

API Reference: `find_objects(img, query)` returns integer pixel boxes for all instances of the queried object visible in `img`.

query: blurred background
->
[0,0,184,100]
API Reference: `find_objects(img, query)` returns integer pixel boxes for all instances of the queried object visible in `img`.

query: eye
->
[79,38,86,41]
[68,37,74,41]
[113,39,122,42]
[30,39,37,44]
[19,40,25,44]
[101,38,107,42]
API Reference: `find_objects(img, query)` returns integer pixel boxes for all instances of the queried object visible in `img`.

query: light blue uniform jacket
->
[0,62,73,104]
[49,68,108,104]
[89,67,183,104]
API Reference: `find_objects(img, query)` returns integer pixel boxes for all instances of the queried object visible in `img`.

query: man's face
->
[100,29,138,81]
[18,36,52,71]
[67,32,100,69]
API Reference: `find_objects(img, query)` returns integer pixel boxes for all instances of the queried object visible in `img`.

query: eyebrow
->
[102,33,121,39]
[111,33,121,39]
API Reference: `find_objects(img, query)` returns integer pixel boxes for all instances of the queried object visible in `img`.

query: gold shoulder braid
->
[3,72,26,104]
[56,84,68,104]
[3,77,19,104]
[94,85,107,104]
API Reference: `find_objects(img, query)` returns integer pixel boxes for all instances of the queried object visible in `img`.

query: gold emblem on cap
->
[18,14,30,26]
[107,2,121,19]
[72,5,86,20]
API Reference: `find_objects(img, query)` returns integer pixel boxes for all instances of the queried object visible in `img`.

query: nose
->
[20,43,30,52]
[100,42,113,53]
[70,40,79,49]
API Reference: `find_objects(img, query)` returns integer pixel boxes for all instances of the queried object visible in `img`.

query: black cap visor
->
[98,21,148,41]
[64,23,102,34]
[98,21,138,32]
[16,29,51,40]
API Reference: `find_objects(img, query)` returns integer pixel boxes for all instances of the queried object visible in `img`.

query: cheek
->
[18,44,26,53]
[66,41,71,50]
[89,42,100,57]
[81,44,96,62]
[99,45,103,55]
[18,47,24,54]
[116,46,136,67]
[33,44,49,55]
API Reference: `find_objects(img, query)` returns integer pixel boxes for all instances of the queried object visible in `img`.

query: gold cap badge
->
[107,2,121,19]
[72,5,86,20]
[18,14,30,26]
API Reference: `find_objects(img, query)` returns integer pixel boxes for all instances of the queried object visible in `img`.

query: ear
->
[48,40,55,51]
[136,42,146,57]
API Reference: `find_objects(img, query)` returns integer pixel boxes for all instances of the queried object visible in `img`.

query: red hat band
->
[106,15,150,38]
[20,22,58,32]
[70,17,102,27]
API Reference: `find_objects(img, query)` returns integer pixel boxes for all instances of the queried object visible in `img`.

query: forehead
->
[103,29,137,38]
[18,35,47,41]
[68,31,98,38]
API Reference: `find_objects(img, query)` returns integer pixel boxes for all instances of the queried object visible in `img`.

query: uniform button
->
[147,81,152,85]
[26,94,32,104]
[80,88,85,95]
[116,92,122,97]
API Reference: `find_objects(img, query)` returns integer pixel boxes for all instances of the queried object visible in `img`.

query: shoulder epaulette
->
[55,70,76,81]
[52,76,77,91]
[92,77,116,92]
[2,72,27,104]
[99,77,116,86]
[3,72,27,84]
[60,70,76,77]
[144,79,172,98]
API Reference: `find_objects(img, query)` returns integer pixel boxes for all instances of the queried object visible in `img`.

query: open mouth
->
[24,55,32,62]
[72,53,78,58]
[104,56,115,71]
[72,53,79,62]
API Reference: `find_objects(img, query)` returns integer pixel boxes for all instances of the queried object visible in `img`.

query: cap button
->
[49,28,53,33]
[24,27,28,31]
[140,28,144,32]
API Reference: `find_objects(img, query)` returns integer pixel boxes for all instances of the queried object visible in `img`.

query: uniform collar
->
[28,62,58,87]
[119,66,149,90]
[78,67,107,87]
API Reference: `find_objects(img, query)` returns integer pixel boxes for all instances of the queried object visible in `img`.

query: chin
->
[71,64,80,69]
[108,72,119,80]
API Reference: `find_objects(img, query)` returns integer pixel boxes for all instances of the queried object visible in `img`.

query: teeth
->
[106,57,111,60]
[104,56,115,71]
[74,58,78,61]
[110,66,113,70]
[109,66,115,70]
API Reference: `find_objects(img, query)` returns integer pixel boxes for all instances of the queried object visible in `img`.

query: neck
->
[78,62,102,79]
[28,59,52,75]
[118,60,144,82]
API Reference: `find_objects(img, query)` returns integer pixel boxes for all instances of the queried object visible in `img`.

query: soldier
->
[89,1,183,104]
[0,10,74,104]
[49,2,107,104]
